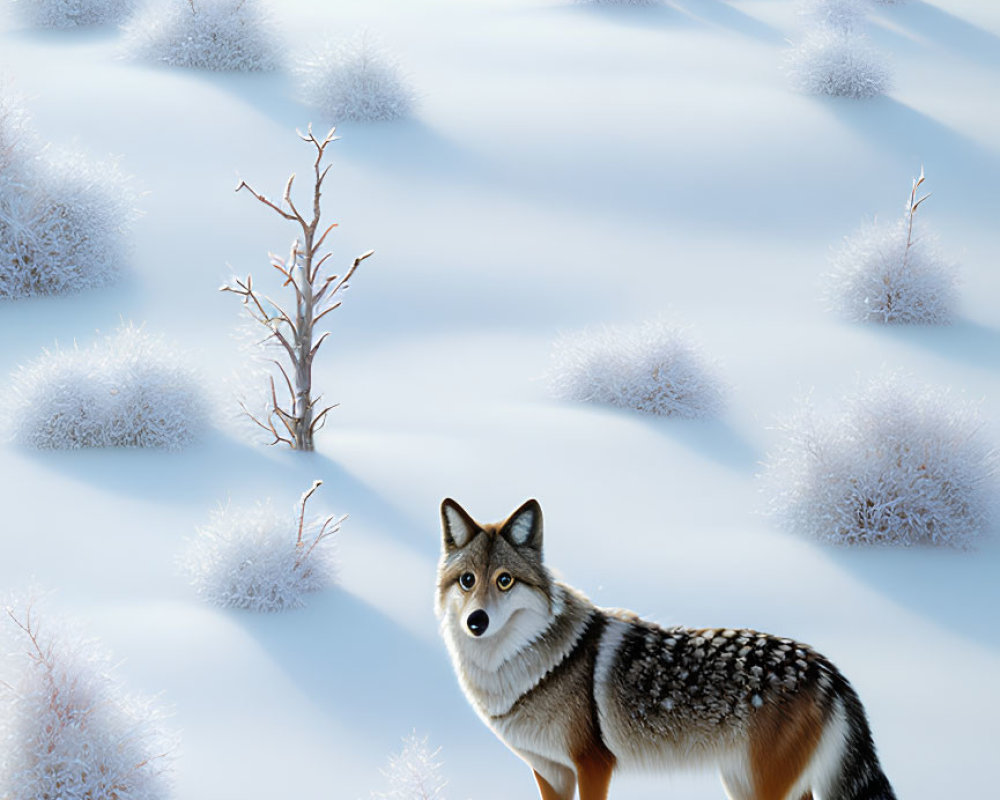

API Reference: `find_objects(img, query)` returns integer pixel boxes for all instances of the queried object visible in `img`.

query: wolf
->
[436,498,897,800]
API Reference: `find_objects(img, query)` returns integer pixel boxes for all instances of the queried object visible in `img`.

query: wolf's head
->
[436,498,554,643]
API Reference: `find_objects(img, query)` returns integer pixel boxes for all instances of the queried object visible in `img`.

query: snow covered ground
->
[1,0,999,797]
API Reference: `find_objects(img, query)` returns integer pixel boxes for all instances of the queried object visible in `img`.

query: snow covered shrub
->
[575,0,661,7]
[0,92,135,300]
[297,33,415,122]
[0,92,33,176]
[8,324,206,450]
[786,26,891,98]
[826,169,956,324]
[181,480,341,612]
[372,734,447,800]
[549,319,725,419]
[11,0,134,28]
[0,602,173,800]
[0,153,134,299]
[761,375,997,547]
[801,0,869,33]
[121,0,279,71]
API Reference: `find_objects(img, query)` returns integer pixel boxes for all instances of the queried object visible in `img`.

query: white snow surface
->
[1,1,999,798]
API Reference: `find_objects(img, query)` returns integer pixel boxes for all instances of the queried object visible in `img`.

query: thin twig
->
[296,480,324,548]
[902,166,931,273]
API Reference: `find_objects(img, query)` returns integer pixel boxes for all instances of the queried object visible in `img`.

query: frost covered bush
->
[786,27,891,98]
[761,375,997,547]
[801,0,869,33]
[0,154,134,299]
[0,602,173,800]
[181,480,341,612]
[372,734,447,800]
[549,320,725,419]
[10,0,135,27]
[121,0,280,71]
[826,169,956,324]
[0,96,135,300]
[297,34,415,122]
[575,0,661,7]
[8,324,206,450]
[0,91,33,175]
[826,219,956,323]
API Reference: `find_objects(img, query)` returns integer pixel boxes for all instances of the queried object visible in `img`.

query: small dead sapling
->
[224,126,373,450]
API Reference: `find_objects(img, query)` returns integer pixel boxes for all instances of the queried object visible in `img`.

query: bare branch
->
[282,173,306,227]
[310,252,334,285]
[237,398,292,447]
[314,301,343,324]
[325,249,375,302]
[236,180,298,222]
[316,163,333,190]
[308,331,330,361]
[310,403,340,434]
[314,222,338,252]
[298,513,346,567]
[296,479,324,547]
[271,360,295,407]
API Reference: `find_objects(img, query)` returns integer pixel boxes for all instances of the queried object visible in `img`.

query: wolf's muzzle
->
[466,609,489,636]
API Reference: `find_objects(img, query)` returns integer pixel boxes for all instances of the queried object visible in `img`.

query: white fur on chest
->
[442,586,581,717]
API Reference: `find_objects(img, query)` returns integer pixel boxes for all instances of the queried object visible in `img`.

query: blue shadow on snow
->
[825,538,1000,651]
[819,96,1000,226]
[867,318,1000,372]
[564,0,784,44]
[233,588,467,736]
[871,1,1000,70]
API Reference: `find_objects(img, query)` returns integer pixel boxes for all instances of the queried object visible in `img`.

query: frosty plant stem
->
[224,125,373,450]
[902,166,931,273]
[295,479,344,569]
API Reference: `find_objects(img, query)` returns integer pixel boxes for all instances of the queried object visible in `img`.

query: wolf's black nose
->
[467,610,489,636]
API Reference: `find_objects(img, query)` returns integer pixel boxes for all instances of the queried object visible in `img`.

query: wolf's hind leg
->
[531,760,575,800]
[720,766,754,800]
[721,768,814,800]
[573,748,614,800]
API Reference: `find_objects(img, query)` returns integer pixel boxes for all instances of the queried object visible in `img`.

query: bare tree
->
[223,125,373,451]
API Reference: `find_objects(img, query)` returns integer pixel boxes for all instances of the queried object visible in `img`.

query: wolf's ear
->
[501,499,543,550]
[441,498,480,552]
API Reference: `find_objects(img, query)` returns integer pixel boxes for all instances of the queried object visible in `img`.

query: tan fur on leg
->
[749,692,824,800]
[574,747,616,800]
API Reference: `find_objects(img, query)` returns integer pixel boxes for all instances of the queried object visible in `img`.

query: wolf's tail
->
[825,670,898,800]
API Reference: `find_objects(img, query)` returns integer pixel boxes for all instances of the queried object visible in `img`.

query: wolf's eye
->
[496,572,514,591]
[459,572,476,591]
